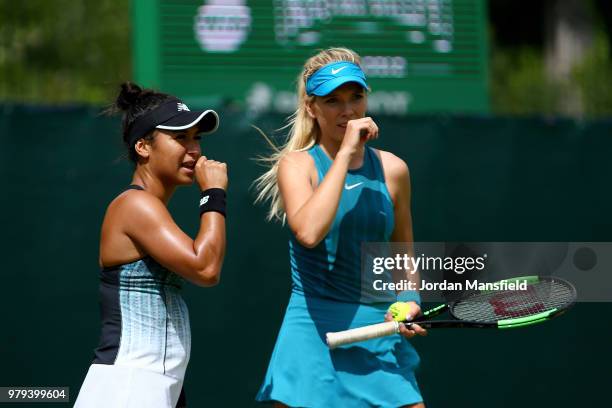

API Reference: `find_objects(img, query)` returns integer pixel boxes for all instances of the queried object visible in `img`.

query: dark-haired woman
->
[74,83,227,408]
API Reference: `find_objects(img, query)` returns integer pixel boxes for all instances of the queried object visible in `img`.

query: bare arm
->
[382,152,427,337]
[278,150,351,248]
[121,194,225,286]
[388,156,419,289]
[117,157,227,286]
[279,118,379,248]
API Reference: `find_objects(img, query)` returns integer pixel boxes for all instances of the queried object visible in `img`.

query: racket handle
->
[326,321,400,349]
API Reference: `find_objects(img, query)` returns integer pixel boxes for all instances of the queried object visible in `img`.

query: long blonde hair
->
[254,47,363,222]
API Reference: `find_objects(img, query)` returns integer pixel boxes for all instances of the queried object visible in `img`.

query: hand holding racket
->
[326,276,576,349]
[384,302,428,339]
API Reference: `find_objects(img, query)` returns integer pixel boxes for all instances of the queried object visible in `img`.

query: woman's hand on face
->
[195,156,228,191]
[339,117,379,157]
[384,301,427,339]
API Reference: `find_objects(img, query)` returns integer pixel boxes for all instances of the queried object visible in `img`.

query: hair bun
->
[115,82,144,111]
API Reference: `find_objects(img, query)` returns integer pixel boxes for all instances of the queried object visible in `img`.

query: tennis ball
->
[388,302,412,322]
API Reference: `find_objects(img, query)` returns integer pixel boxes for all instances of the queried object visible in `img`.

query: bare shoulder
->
[105,189,169,228]
[375,149,409,182]
[279,150,315,171]
[100,189,170,266]
[278,149,318,185]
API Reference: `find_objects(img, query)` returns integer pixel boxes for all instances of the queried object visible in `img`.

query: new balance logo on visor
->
[331,66,348,75]
[200,195,209,206]
[177,103,190,112]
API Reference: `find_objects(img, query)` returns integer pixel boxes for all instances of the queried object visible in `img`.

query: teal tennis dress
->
[256,145,423,407]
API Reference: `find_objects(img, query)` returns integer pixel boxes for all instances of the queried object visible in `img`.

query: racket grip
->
[326,321,400,349]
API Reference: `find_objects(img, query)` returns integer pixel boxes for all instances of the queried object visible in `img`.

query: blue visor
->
[306,61,369,96]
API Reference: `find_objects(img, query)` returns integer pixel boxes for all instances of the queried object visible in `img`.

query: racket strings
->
[450,279,575,323]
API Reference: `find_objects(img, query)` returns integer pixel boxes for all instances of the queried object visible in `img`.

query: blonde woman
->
[255,48,426,407]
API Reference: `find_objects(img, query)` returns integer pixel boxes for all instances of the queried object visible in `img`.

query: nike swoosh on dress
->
[345,182,363,190]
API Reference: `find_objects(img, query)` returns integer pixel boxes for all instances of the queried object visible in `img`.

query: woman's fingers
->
[398,322,427,338]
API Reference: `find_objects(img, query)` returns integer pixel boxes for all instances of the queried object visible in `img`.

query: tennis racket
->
[326,276,576,349]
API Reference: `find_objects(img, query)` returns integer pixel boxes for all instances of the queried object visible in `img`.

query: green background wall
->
[1,106,610,407]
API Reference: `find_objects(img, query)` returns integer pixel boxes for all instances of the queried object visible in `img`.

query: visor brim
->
[156,110,219,134]
[310,76,369,96]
